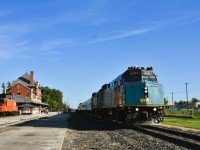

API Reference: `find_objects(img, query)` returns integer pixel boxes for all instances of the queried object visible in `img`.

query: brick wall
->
[10,83,31,100]
[10,83,42,101]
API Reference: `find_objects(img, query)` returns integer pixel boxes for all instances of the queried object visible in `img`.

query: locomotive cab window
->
[0,99,4,105]
[123,75,141,83]
[122,69,142,83]
[142,76,157,82]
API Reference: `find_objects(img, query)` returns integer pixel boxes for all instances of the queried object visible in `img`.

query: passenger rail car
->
[77,98,92,113]
[0,98,18,116]
[78,66,164,124]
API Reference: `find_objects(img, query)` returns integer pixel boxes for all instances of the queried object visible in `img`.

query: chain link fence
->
[164,109,200,118]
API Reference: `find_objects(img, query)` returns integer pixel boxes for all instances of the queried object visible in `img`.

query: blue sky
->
[0,0,200,108]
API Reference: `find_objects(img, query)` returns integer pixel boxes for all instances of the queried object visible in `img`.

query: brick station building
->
[5,71,48,114]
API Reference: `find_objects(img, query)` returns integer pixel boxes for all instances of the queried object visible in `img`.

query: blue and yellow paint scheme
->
[79,66,164,124]
[125,81,164,105]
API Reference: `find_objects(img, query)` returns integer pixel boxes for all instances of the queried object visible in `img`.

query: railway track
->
[92,114,200,149]
[86,113,200,149]
[132,125,200,150]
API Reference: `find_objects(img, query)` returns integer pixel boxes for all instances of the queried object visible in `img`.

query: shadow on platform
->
[14,113,69,128]
[65,112,127,131]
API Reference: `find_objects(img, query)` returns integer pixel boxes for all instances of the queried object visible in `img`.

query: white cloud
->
[49,1,111,26]
[0,23,32,60]
[0,7,199,61]
[40,38,73,51]
[51,11,109,27]
[0,22,74,60]
[0,51,12,59]
[87,28,151,44]
[86,12,200,44]
[140,13,200,31]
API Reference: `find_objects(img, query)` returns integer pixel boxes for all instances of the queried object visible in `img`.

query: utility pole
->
[184,83,189,110]
[170,92,174,110]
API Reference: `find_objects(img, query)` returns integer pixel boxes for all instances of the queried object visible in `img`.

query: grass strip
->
[162,117,200,129]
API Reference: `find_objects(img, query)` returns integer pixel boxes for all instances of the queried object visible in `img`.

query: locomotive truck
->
[78,66,164,125]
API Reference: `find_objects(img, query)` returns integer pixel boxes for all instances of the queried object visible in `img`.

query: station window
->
[26,91,29,97]
[0,100,4,106]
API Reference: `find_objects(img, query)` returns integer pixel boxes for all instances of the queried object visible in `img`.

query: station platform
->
[0,112,69,150]
[0,112,58,126]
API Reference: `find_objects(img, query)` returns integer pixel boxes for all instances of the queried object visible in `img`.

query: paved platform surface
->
[0,113,69,150]
[0,112,57,126]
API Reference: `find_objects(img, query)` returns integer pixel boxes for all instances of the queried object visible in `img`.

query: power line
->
[188,88,200,92]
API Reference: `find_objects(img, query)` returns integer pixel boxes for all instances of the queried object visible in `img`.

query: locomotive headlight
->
[135,108,139,111]
[153,108,157,111]
[144,87,148,93]
[144,86,148,98]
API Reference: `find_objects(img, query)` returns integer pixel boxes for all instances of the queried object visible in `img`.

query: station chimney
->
[30,71,34,85]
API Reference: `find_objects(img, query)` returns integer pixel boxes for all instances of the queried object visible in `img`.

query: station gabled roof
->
[12,72,35,87]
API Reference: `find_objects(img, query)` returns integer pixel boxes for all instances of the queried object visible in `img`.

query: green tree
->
[191,98,200,108]
[41,86,51,104]
[41,86,64,110]
[1,83,5,94]
[164,98,168,106]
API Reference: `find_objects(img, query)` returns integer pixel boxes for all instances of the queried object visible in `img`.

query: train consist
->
[0,98,18,116]
[78,66,164,124]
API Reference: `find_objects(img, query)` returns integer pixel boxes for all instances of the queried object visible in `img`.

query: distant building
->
[7,71,42,101]
[166,104,186,110]
[2,71,48,114]
[175,104,186,110]
[196,102,200,110]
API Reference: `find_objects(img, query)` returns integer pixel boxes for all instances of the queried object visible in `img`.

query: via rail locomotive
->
[78,66,164,124]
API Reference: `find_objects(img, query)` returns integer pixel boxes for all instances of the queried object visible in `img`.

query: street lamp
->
[184,83,189,110]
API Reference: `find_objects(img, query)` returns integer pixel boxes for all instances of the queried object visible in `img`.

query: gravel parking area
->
[62,113,190,150]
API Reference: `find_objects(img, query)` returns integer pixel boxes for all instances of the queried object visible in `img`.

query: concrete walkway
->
[0,112,57,126]
[0,113,69,150]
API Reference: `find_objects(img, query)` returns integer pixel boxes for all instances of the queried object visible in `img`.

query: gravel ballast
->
[62,113,192,150]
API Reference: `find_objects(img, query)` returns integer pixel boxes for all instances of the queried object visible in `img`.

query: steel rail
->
[141,125,200,142]
[132,126,200,150]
